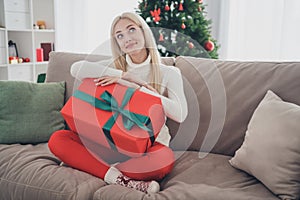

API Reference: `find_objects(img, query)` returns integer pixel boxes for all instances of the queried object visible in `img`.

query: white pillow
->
[229,90,300,200]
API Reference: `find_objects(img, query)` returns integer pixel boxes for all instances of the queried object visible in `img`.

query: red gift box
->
[61,78,165,157]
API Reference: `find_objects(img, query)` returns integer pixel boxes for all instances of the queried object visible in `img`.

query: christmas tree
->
[136,0,219,58]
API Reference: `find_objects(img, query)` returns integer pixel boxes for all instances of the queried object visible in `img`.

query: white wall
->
[55,0,138,54]
[56,1,300,61]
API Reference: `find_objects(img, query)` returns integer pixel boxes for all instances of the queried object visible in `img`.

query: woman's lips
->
[126,42,137,49]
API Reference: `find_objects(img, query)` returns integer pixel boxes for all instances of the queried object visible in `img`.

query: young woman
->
[48,12,187,194]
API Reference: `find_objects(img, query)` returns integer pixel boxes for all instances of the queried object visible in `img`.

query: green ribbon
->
[73,88,155,152]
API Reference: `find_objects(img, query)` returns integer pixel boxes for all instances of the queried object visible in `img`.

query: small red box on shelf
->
[61,78,165,157]
[36,48,44,62]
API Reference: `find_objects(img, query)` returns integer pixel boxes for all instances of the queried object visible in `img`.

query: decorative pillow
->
[229,90,300,200]
[0,81,66,144]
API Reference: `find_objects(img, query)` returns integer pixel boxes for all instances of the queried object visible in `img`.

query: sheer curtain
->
[206,0,300,61]
[55,0,138,54]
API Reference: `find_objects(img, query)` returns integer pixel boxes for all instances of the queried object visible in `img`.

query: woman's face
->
[114,18,146,56]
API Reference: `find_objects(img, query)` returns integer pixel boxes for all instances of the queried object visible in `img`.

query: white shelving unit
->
[0,0,56,82]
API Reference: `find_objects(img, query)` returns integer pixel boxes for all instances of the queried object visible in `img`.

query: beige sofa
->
[0,51,299,200]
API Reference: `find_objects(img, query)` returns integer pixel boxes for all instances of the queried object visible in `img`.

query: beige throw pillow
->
[229,90,300,200]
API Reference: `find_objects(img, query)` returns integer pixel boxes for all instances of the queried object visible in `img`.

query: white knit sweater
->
[70,55,187,146]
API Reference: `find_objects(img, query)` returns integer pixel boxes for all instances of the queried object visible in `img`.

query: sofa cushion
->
[170,57,300,156]
[93,152,278,200]
[230,90,300,200]
[46,52,175,101]
[46,52,111,102]
[0,81,65,144]
[0,143,106,200]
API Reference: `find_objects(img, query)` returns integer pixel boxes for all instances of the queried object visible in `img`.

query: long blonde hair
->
[110,12,161,94]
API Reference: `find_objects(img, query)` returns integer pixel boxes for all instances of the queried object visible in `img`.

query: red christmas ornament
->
[198,0,203,3]
[150,8,161,23]
[181,23,186,29]
[204,40,215,52]
[179,2,184,11]
[159,33,164,42]
[198,5,202,12]
[188,42,194,49]
[165,4,170,11]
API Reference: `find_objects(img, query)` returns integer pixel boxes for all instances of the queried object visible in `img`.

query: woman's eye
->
[116,34,123,39]
[129,27,136,33]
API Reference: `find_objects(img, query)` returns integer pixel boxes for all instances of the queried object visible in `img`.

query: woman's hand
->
[142,84,158,94]
[94,75,158,94]
[94,76,120,86]
[94,76,140,89]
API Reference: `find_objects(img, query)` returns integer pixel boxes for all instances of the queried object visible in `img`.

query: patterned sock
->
[104,166,160,193]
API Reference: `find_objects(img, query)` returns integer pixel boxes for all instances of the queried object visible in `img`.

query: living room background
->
[55,0,300,61]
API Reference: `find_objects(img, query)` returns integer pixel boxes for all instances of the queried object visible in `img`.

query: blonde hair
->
[110,12,162,94]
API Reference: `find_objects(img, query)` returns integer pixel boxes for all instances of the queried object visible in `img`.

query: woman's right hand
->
[94,76,120,86]
[94,76,140,89]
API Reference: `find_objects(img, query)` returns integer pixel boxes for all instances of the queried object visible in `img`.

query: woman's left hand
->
[94,76,119,86]
[94,76,158,94]
[142,84,159,94]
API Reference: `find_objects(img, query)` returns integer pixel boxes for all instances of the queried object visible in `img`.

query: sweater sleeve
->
[140,67,188,123]
[70,59,123,81]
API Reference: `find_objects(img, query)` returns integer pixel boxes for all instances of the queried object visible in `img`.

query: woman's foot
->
[104,166,160,193]
[115,174,160,193]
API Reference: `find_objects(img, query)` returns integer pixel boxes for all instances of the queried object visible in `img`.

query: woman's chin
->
[127,48,144,56]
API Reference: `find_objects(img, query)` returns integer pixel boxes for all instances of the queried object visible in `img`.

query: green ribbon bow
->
[73,88,155,152]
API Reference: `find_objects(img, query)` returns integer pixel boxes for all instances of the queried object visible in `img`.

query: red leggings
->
[48,130,175,181]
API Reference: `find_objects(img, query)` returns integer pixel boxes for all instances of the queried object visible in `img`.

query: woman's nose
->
[123,33,132,43]
[125,36,132,43]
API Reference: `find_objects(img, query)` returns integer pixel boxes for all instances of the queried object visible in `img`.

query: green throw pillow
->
[0,81,66,144]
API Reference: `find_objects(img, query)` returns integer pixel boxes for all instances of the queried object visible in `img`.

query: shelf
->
[35,61,49,65]
[34,29,55,33]
[6,29,55,33]
[8,62,33,66]
[7,29,32,32]
[7,61,49,66]
[0,64,7,68]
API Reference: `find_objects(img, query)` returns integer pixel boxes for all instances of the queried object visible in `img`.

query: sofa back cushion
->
[169,56,300,156]
[46,52,110,101]
[46,52,175,101]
